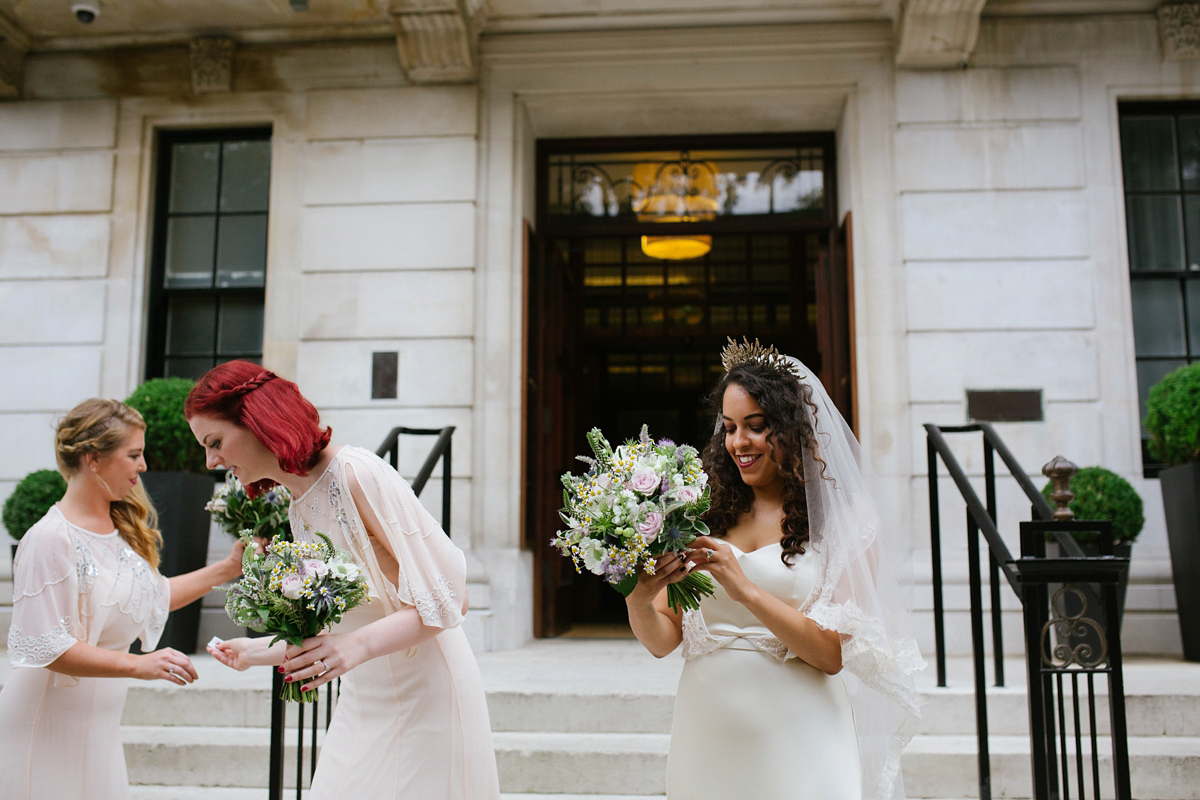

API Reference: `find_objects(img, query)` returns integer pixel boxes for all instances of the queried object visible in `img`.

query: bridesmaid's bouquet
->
[224,531,369,702]
[555,426,714,613]
[206,474,292,540]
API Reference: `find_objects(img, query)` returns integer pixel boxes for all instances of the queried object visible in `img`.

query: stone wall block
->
[896,66,1081,124]
[901,190,1088,261]
[298,269,474,339]
[0,215,109,278]
[0,99,118,151]
[905,260,1094,331]
[0,151,114,214]
[907,330,1097,403]
[304,137,476,205]
[295,338,474,407]
[306,86,477,141]
[895,124,1083,192]
[909,400,1103,476]
[0,413,59,482]
[0,346,101,411]
[0,281,105,344]
[317,406,474,477]
[300,203,475,272]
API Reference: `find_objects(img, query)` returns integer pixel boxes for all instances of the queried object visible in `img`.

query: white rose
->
[302,559,328,578]
[674,486,701,504]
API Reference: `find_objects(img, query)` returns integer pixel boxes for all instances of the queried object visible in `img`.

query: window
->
[1118,103,1200,475]
[145,128,272,379]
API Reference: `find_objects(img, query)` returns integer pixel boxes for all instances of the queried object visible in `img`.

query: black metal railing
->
[926,423,1131,800]
[1014,520,1132,800]
[267,426,455,799]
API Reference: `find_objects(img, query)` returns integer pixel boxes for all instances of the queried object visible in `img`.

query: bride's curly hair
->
[700,362,825,566]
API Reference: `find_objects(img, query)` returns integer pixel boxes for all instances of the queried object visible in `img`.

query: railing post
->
[967,509,993,800]
[928,436,947,687]
[269,670,285,800]
[984,438,1005,687]
[442,437,452,538]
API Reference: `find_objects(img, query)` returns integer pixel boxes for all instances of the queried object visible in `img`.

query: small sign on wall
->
[372,352,398,399]
[966,389,1043,422]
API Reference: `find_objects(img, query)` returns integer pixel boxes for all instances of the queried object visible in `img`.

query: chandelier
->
[631,152,718,260]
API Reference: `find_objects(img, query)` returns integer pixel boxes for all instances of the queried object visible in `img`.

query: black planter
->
[140,471,216,654]
[1161,461,1200,662]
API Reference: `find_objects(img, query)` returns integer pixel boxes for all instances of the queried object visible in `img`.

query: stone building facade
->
[0,0,1196,655]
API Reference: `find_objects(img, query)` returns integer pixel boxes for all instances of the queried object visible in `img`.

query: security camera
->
[72,2,100,24]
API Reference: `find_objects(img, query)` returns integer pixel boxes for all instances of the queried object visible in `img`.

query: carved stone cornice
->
[1159,2,1200,60]
[390,0,487,84]
[190,36,235,93]
[0,10,31,99]
[895,0,987,69]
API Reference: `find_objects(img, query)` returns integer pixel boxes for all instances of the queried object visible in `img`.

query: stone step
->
[119,722,1200,798]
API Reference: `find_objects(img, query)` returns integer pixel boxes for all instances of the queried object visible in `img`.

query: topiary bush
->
[125,378,208,474]
[1145,363,1200,466]
[3,469,67,541]
[1041,466,1145,545]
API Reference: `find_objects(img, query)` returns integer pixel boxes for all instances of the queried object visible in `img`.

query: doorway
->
[524,134,851,636]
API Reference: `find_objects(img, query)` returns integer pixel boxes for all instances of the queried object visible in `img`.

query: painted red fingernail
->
[284,675,293,682]
[277,666,285,674]
[301,685,311,692]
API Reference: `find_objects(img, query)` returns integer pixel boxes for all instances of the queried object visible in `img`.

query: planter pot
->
[1161,461,1200,662]
[1048,541,1132,659]
[140,471,216,654]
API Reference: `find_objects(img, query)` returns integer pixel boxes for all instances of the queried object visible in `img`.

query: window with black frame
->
[1118,103,1200,476]
[145,128,271,380]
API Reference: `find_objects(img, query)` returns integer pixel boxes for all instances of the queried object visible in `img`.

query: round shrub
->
[3,469,67,541]
[125,378,208,474]
[1041,466,1145,545]
[1145,363,1200,466]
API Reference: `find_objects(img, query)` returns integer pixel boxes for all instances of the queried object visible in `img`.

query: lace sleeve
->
[338,448,467,629]
[8,513,81,667]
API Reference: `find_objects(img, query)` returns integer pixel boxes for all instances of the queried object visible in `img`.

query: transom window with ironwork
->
[1117,103,1200,474]
[145,127,271,379]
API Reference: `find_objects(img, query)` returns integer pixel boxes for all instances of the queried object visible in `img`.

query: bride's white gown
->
[669,541,861,799]
[289,446,499,800]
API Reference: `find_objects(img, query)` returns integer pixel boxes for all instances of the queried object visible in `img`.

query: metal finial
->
[1042,455,1079,521]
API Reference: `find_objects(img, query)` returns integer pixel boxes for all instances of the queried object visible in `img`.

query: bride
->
[625,339,924,799]
[186,361,499,800]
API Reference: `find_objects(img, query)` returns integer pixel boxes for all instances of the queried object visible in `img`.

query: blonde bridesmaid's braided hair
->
[56,399,162,568]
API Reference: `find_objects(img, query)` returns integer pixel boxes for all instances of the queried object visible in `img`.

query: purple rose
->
[630,468,660,495]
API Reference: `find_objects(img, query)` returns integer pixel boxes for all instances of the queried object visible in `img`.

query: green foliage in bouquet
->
[1040,466,1145,545]
[207,474,291,540]
[3,469,67,541]
[125,378,208,473]
[225,531,369,702]
[556,425,715,614]
[1144,363,1200,466]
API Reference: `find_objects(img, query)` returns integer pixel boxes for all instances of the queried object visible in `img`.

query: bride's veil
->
[782,353,925,799]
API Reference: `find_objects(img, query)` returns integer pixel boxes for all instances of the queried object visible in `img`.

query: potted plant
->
[1041,466,1144,655]
[1145,362,1200,662]
[126,377,214,653]
[3,469,67,563]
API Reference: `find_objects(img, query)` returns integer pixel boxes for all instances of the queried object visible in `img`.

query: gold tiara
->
[720,337,802,378]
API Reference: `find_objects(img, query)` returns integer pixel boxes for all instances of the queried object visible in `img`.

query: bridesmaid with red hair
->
[186,361,499,800]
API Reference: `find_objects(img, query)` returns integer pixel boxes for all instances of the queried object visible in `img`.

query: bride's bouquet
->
[555,426,715,614]
[206,474,291,540]
[224,531,370,702]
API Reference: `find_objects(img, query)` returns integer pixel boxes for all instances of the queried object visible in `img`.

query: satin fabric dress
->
[288,446,499,800]
[668,541,861,799]
[0,505,169,800]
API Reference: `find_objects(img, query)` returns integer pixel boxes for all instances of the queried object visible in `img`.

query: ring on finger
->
[168,666,176,676]
[703,548,715,558]
[315,659,330,677]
